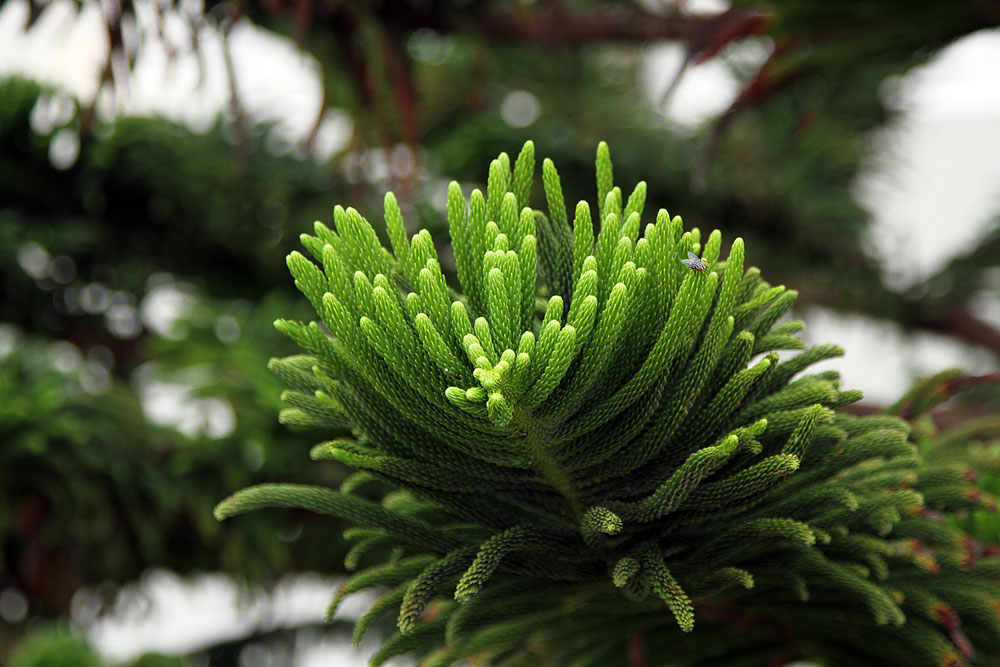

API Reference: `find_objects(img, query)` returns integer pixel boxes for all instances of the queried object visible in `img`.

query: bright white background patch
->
[857,30,1000,290]
[0,0,352,160]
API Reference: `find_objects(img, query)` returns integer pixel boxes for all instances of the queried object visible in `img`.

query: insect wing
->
[681,251,707,271]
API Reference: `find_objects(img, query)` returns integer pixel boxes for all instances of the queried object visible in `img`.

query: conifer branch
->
[217,141,1000,666]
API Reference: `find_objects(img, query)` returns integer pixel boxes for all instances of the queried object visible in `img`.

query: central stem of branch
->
[512,406,583,518]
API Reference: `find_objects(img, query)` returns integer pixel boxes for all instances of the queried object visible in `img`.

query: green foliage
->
[214,141,998,665]
[895,370,1000,546]
[7,625,103,667]
[5,0,1000,659]
[0,77,358,627]
[0,75,347,338]
[0,337,178,610]
[7,623,193,667]
[0,299,349,615]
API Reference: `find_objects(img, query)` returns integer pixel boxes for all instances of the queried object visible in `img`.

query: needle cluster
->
[216,142,1000,666]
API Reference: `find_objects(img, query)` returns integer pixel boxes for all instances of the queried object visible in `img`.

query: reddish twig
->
[894,372,1000,420]
[80,0,127,136]
[302,77,328,156]
[842,401,1000,432]
[293,0,314,45]
[627,629,646,667]
[475,3,769,47]
[245,1,769,50]
[220,10,251,165]
[918,308,1000,356]
[691,40,803,188]
[791,274,1000,356]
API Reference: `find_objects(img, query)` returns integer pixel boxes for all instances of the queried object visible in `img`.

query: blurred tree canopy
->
[1,0,999,663]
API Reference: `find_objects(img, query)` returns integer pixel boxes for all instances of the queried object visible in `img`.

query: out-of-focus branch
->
[293,0,314,45]
[302,78,328,156]
[474,3,770,47]
[220,9,251,165]
[972,0,1000,23]
[842,402,999,432]
[692,42,803,188]
[843,371,999,444]
[916,307,1000,355]
[892,372,1000,421]
[80,0,127,136]
[236,1,769,150]
[327,8,395,149]
[793,277,1000,355]
[234,1,770,48]
[627,629,646,667]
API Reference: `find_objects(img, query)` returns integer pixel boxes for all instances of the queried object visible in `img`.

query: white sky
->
[1,2,999,661]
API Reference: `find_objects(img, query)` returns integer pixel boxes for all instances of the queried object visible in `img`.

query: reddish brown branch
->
[918,308,1000,355]
[302,77,328,156]
[842,401,1000,431]
[972,0,1000,23]
[695,600,796,648]
[692,41,803,188]
[627,629,646,667]
[248,1,769,48]
[220,11,251,165]
[791,276,1000,356]
[474,4,769,48]
[894,372,1000,421]
[843,372,1000,429]
[293,0,314,45]
[328,9,394,148]
[80,1,126,136]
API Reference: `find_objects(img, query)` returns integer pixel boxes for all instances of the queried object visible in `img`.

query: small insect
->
[680,251,708,271]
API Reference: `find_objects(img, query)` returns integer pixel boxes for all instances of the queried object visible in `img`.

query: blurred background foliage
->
[1,0,998,664]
